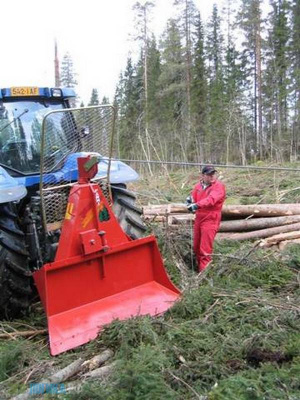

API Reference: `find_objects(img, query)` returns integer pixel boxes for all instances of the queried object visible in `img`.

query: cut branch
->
[0,329,47,339]
[11,350,114,400]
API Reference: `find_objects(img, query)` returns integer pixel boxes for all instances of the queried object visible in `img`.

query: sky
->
[0,0,224,104]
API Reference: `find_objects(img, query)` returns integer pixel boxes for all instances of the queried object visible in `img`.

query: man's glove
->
[187,203,198,213]
[185,195,193,206]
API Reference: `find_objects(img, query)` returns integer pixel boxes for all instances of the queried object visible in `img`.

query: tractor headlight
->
[51,88,62,97]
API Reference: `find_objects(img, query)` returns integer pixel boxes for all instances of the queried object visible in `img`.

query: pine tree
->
[205,4,226,161]
[117,57,140,158]
[158,18,185,160]
[290,0,300,160]
[114,72,125,157]
[101,96,110,104]
[223,0,249,164]
[238,0,264,158]
[88,89,100,106]
[191,11,207,161]
[264,0,290,160]
[174,0,199,137]
[60,52,78,88]
[132,1,155,171]
[147,35,161,124]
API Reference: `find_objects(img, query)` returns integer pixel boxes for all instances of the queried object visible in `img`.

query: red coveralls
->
[191,180,226,271]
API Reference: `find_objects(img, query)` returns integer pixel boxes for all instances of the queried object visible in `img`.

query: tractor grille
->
[40,105,115,232]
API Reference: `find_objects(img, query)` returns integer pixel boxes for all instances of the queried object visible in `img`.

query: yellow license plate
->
[11,87,39,96]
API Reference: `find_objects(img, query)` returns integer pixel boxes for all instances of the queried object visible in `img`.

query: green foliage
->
[209,361,300,400]
[112,346,176,400]
[86,242,299,399]
[100,317,160,355]
[0,342,24,382]
[282,243,300,270]
[116,57,141,158]
[159,19,185,127]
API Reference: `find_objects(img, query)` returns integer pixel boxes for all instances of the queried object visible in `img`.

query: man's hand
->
[187,203,198,213]
[185,195,193,205]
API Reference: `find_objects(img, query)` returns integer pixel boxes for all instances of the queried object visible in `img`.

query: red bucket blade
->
[33,236,180,356]
[49,282,178,355]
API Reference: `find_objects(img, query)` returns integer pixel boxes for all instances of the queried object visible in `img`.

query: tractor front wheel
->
[0,204,32,319]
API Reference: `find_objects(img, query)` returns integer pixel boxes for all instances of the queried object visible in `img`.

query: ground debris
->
[246,348,293,367]
[8,349,114,400]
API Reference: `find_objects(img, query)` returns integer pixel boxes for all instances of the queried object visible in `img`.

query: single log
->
[143,215,167,222]
[169,214,300,230]
[222,204,300,217]
[278,238,300,251]
[143,204,187,215]
[143,203,300,218]
[219,215,300,232]
[144,214,194,224]
[170,214,195,224]
[82,361,117,379]
[259,231,300,247]
[216,222,300,241]
[47,359,84,383]
[81,349,114,371]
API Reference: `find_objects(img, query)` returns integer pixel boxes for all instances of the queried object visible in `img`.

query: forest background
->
[60,0,300,166]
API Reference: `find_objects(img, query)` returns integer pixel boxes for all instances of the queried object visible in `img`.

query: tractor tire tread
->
[125,214,148,231]
[117,198,143,214]
[7,272,32,296]
[111,185,136,200]
[0,204,31,319]
[0,232,29,256]
[111,186,146,239]
[6,258,32,277]
[0,219,24,236]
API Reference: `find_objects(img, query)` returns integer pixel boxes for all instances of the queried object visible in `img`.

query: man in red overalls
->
[187,165,226,272]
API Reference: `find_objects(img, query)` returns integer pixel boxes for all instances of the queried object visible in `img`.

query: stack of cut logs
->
[143,203,300,249]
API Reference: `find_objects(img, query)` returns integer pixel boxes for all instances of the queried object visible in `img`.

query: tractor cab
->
[0,87,76,174]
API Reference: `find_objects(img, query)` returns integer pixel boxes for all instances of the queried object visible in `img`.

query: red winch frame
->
[34,156,181,355]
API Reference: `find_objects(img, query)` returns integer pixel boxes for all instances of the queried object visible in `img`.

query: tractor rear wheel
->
[111,185,147,239]
[0,204,32,319]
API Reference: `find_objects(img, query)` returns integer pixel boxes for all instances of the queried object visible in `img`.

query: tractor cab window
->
[0,99,76,174]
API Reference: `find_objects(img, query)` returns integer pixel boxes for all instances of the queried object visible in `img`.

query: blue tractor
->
[0,87,146,319]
